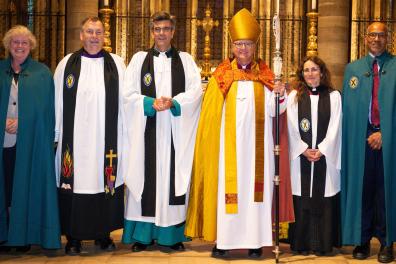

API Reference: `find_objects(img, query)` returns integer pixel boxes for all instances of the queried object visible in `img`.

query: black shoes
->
[352,242,370,260]
[0,244,30,253]
[169,242,185,251]
[0,245,11,253]
[378,244,394,263]
[212,245,263,258]
[211,245,228,258]
[131,241,154,252]
[296,250,309,256]
[65,239,81,255]
[95,237,116,252]
[352,242,394,262]
[132,241,184,252]
[248,248,262,258]
[15,245,31,253]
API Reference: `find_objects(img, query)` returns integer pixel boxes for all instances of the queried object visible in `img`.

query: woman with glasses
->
[0,25,60,252]
[286,56,341,256]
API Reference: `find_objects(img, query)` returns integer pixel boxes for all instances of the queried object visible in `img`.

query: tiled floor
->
[0,229,391,263]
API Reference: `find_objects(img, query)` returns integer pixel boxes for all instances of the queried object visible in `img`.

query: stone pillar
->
[65,0,98,54]
[317,0,350,89]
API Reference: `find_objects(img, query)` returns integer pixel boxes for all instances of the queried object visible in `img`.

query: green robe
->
[341,52,396,245]
[0,56,61,248]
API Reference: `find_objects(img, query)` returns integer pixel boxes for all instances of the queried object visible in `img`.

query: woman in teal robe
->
[0,25,60,250]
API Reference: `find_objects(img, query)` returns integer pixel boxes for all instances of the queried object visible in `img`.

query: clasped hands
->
[303,148,322,162]
[153,96,173,112]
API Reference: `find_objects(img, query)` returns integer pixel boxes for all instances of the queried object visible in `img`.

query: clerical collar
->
[82,49,104,58]
[153,47,173,58]
[237,62,252,70]
[308,85,325,95]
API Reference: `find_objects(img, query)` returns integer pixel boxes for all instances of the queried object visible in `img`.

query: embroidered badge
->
[66,74,75,89]
[62,145,73,178]
[349,76,358,89]
[225,193,238,204]
[300,118,310,132]
[143,73,152,87]
[105,149,117,195]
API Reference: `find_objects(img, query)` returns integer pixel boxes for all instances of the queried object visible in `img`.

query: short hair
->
[80,16,103,31]
[294,56,334,102]
[366,22,388,35]
[2,25,37,51]
[149,11,176,30]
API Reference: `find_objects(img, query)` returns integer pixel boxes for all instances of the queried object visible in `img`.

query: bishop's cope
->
[185,8,294,259]
[54,16,126,255]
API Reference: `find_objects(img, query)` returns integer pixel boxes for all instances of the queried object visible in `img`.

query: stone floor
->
[0,230,392,263]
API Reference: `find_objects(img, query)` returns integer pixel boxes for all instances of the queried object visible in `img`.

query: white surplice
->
[123,51,202,227]
[54,53,126,194]
[216,81,287,249]
[286,89,342,197]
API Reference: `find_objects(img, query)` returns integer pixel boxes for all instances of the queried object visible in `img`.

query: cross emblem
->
[66,74,75,88]
[349,76,358,89]
[300,118,310,132]
[106,149,117,168]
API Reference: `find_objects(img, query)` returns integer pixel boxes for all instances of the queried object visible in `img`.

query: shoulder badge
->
[349,76,358,89]
[66,74,75,89]
[300,118,310,132]
[143,73,152,87]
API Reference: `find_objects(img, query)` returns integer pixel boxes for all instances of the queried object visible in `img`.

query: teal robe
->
[0,57,61,248]
[341,52,396,245]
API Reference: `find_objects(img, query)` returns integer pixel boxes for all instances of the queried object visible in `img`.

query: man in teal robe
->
[0,56,61,249]
[341,22,396,263]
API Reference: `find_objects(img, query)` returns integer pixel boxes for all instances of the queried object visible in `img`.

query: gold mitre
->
[229,8,261,42]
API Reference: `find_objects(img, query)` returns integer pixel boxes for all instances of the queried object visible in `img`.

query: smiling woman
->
[287,56,341,256]
[0,25,61,251]
[2,26,36,73]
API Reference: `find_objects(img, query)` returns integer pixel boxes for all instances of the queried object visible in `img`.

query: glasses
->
[233,42,255,49]
[303,67,320,74]
[153,27,173,33]
[11,40,30,47]
[84,29,103,36]
[366,32,387,40]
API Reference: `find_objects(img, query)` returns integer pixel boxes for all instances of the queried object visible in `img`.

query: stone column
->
[65,0,98,54]
[317,0,350,89]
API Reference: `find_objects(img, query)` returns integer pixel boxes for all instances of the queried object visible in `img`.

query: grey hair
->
[80,16,103,31]
[2,25,37,51]
[149,11,176,30]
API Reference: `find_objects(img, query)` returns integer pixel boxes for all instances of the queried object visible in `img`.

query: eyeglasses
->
[84,29,103,36]
[11,40,30,47]
[366,32,387,40]
[153,27,173,33]
[303,67,320,73]
[233,42,255,49]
